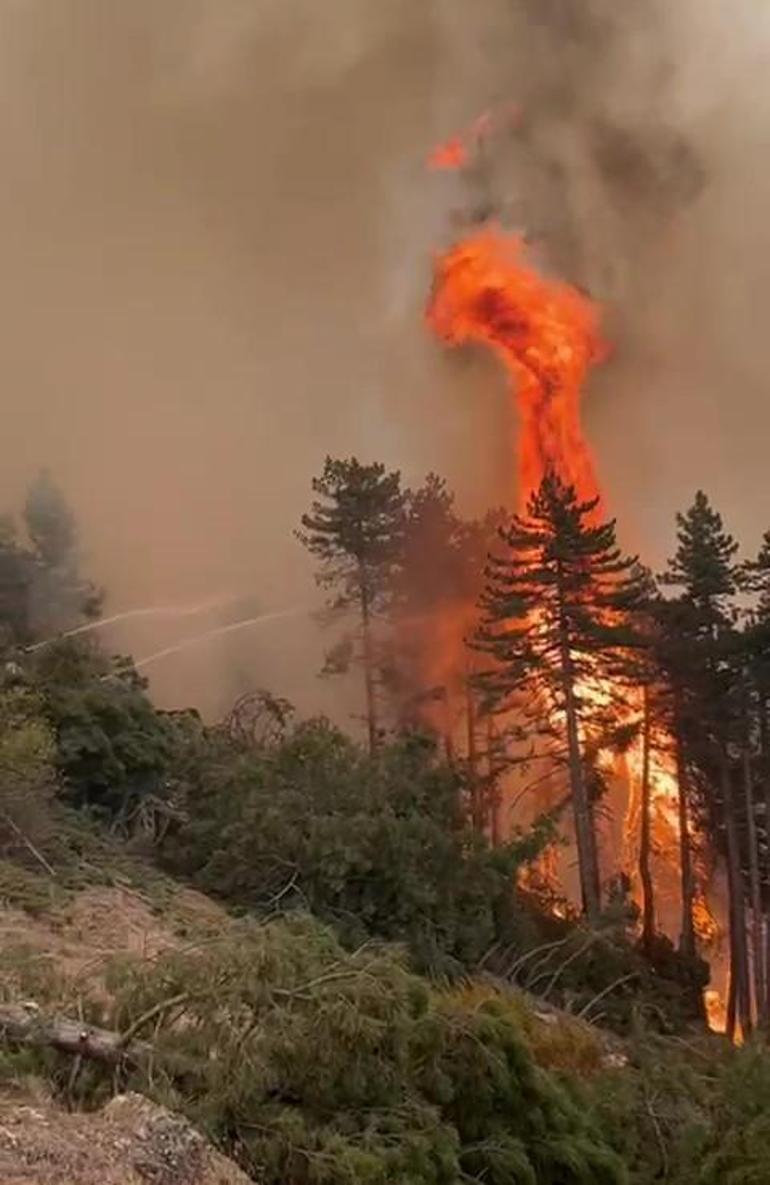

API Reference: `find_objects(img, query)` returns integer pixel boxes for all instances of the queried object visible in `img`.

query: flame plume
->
[427,228,606,507]
[424,215,726,1028]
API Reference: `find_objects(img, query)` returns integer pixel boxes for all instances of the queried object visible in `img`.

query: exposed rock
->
[0,1090,253,1185]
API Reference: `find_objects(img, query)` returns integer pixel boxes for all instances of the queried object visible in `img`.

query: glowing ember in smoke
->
[427,229,606,507]
[427,104,523,173]
[428,136,468,172]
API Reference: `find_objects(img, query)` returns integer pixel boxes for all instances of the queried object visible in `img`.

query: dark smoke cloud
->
[0,0,766,719]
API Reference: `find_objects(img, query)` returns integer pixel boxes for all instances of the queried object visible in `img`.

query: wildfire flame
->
[427,105,523,173]
[428,136,468,172]
[424,130,726,1030]
[427,229,606,508]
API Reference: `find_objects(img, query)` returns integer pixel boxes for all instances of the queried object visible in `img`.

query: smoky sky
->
[0,0,768,719]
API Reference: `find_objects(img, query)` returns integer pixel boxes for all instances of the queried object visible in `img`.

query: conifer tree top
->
[663,490,739,616]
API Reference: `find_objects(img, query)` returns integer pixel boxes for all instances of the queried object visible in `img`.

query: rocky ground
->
[0,1091,252,1185]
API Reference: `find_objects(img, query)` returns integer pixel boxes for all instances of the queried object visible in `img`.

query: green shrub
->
[99,914,626,1185]
[161,722,546,976]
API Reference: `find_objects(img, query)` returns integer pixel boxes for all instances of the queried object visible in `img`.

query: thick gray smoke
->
[0,0,766,718]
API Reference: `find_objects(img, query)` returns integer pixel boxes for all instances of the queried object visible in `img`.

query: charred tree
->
[740,672,765,1022]
[638,683,656,953]
[674,721,697,961]
[722,752,752,1038]
[740,531,770,1028]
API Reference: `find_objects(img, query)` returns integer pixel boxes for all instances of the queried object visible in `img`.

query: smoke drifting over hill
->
[0,0,767,717]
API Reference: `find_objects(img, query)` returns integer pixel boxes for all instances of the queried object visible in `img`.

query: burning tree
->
[384,475,505,795]
[475,471,646,919]
[383,473,474,732]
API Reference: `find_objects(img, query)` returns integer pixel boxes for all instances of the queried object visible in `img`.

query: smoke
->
[0,1,766,718]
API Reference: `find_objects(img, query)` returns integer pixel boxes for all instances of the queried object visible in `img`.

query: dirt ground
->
[0,883,228,1002]
[0,1090,252,1184]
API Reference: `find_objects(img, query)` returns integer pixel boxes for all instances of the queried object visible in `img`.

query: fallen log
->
[0,1002,152,1067]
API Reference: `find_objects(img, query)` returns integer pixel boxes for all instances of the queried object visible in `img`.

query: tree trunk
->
[759,689,770,1029]
[0,1003,151,1066]
[465,678,482,833]
[721,750,752,1037]
[674,724,697,960]
[487,714,501,846]
[726,927,738,1044]
[358,563,378,754]
[639,684,655,953]
[557,614,600,919]
[741,675,764,1025]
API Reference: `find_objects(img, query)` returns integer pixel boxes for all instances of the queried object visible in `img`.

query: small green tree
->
[31,640,176,824]
[297,458,406,752]
[475,472,646,919]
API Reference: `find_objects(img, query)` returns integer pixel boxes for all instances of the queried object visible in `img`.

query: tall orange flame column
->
[427,229,606,508]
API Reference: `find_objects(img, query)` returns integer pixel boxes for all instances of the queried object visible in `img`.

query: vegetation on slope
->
[0,471,768,1183]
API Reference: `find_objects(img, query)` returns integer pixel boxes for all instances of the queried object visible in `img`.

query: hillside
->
[0,838,762,1185]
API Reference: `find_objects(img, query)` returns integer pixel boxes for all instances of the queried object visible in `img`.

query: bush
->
[30,640,180,822]
[101,914,626,1185]
[696,1043,770,1184]
[0,685,58,863]
[161,721,546,975]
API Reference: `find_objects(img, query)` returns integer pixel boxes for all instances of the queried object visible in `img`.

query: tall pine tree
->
[475,472,646,918]
[297,458,406,752]
[662,491,746,1034]
[739,528,770,1028]
[385,475,505,830]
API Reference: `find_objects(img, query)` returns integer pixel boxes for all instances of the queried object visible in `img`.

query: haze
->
[0,0,767,719]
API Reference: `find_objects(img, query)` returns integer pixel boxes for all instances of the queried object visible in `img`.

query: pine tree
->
[647,595,701,962]
[662,491,746,1034]
[663,490,738,625]
[384,475,505,829]
[384,473,468,726]
[24,469,77,568]
[475,471,646,918]
[740,529,770,1028]
[23,471,101,635]
[624,565,662,955]
[297,458,406,752]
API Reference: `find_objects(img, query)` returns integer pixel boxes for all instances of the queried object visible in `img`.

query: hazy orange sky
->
[1,0,769,720]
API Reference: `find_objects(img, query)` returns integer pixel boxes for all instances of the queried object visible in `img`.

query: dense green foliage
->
[28,640,180,821]
[105,917,628,1185]
[161,717,547,975]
